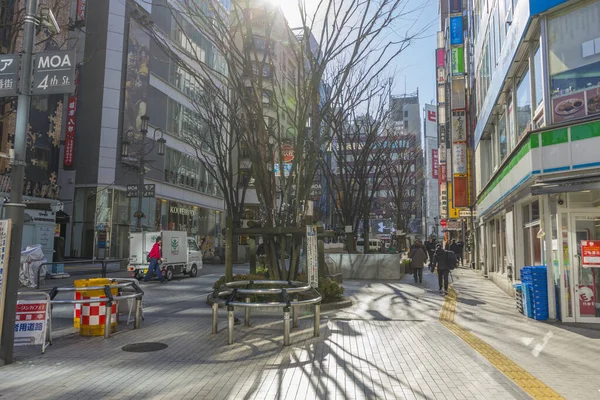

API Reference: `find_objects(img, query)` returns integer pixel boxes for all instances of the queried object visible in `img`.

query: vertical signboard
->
[449,0,463,14]
[432,149,439,179]
[436,48,445,67]
[306,225,318,288]
[64,67,79,168]
[450,16,463,45]
[451,47,465,75]
[451,110,467,142]
[0,220,13,346]
[77,0,87,21]
[453,176,469,208]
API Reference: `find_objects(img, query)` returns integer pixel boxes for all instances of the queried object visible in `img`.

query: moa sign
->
[32,51,76,95]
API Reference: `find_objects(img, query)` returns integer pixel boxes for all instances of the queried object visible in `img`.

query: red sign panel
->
[428,110,437,122]
[581,240,600,268]
[439,163,447,184]
[77,0,87,21]
[440,219,447,228]
[453,176,468,208]
[436,48,445,67]
[64,68,79,168]
[432,149,439,179]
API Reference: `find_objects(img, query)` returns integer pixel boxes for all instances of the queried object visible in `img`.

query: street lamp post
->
[121,115,166,232]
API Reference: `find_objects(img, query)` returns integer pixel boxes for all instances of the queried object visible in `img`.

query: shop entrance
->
[565,214,600,323]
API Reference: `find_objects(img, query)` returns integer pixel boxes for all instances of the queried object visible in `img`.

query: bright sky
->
[279,0,439,115]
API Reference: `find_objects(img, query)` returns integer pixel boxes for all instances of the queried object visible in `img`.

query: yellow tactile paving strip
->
[439,286,564,400]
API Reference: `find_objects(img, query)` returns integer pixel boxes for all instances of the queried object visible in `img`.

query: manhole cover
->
[122,342,168,353]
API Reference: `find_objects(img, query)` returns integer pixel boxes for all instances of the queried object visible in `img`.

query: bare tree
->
[321,70,393,253]
[136,0,426,279]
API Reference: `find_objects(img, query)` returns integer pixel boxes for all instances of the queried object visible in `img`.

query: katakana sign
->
[0,55,19,97]
[581,240,600,268]
[32,51,76,95]
[14,300,48,347]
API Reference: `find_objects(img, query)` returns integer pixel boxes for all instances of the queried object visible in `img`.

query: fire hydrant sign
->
[306,225,318,288]
[14,300,48,346]
[581,240,600,268]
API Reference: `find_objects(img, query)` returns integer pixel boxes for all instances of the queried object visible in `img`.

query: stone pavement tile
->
[451,268,600,399]
[1,274,530,400]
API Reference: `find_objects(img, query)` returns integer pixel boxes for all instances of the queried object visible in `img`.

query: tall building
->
[423,104,440,238]
[471,0,600,324]
[62,0,227,259]
[388,91,423,237]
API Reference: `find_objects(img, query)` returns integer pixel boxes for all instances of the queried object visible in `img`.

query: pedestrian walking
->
[456,239,465,266]
[425,236,437,271]
[408,240,428,284]
[144,236,165,283]
[449,239,461,261]
[432,244,457,294]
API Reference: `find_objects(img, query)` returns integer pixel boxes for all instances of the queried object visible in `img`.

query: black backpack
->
[447,251,458,270]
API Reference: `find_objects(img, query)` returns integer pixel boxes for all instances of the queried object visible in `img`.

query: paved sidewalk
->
[450,268,600,399]
[0,269,530,399]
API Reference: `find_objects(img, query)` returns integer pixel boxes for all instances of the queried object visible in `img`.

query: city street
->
[2,266,598,399]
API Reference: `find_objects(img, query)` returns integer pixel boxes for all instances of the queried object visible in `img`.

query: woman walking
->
[408,240,427,284]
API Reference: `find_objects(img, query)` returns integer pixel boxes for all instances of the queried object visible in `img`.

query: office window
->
[533,46,543,108]
[516,69,531,139]
[498,112,507,161]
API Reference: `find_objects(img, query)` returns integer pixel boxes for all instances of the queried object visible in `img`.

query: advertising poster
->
[439,163,447,183]
[451,47,465,76]
[552,92,586,123]
[450,16,463,45]
[437,67,446,84]
[451,79,466,110]
[581,240,600,267]
[578,285,596,315]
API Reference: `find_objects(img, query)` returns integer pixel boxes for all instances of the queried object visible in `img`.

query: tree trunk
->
[225,217,233,282]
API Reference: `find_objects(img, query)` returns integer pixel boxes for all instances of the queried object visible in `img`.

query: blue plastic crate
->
[522,285,534,318]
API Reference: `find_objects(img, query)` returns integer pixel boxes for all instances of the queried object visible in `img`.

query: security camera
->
[39,6,61,34]
[557,198,564,206]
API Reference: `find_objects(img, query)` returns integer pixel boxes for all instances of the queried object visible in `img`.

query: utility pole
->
[0,0,38,365]
[136,148,145,232]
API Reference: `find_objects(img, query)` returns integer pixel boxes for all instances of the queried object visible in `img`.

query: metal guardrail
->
[36,258,128,289]
[48,278,144,339]
[209,280,322,346]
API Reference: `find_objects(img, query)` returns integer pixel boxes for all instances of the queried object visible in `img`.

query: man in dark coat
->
[432,244,456,295]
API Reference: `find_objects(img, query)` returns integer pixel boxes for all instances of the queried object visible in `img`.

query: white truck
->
[127,231,203,281]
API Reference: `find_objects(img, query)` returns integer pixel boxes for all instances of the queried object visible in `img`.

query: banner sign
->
[437,67,446,84]
[450,16,463,45]
[439,163,447,183]
[306,225,318,288]
[581,240,600,268]
[64,67,80,168]
[77,0,87,21]
[451,47,465,75]
[452,110,467,142]
[432,149,439,179]
[439,143,447,162]
[0,220,12,343]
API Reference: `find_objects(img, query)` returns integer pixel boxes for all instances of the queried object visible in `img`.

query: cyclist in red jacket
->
[144,236,165,283]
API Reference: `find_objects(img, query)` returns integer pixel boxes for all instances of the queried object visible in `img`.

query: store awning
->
[530,171,600,195]
[56,210,70,224]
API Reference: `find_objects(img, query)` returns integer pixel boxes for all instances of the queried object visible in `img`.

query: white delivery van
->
[127,231,202,280]
[356,238,383,253]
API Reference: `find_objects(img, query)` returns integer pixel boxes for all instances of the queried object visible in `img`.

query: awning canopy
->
[530,171,600,195]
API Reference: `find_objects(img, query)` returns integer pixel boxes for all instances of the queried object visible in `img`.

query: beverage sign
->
[14,300,48,347]
[0,55,19,97]
[581,240,600,267]
[32,51,76,95]
[449,0,462,14]
[306,225,318,288]
[450,16,463,45]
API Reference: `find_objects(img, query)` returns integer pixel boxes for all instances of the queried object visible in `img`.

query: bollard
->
[134,298,142,329]
[245,297,251,327]
[314,303,320,337]
[227,306,234,345]
[104,301,112,338]
[283,307,291,346]
[292,297,298,329]
[212,302,218,334]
